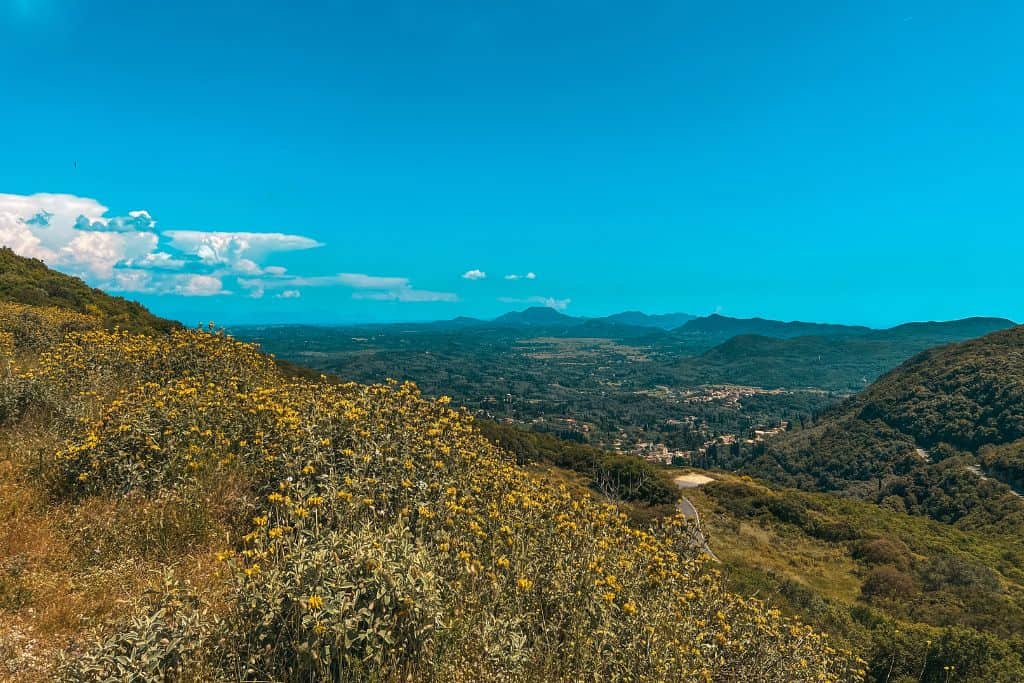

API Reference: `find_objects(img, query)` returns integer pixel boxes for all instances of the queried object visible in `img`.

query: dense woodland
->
[689,475,1024,681]
[720,328,1024,530]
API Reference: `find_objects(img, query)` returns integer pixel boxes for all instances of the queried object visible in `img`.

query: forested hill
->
[852,326,1024,451]
[601,310,696,329]
[731,325,1024,529]
[675,313,872,339]
[669,317,1018,390]
[0,247,178,334]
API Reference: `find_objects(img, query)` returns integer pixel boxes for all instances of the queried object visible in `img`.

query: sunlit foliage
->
[1,305,861,681]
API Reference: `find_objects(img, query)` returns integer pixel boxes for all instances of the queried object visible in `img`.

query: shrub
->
[853,538,912,571]
[861,565,917,601]
[58,573,213,683]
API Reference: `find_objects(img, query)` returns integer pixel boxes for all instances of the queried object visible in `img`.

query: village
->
[624,420,790,466]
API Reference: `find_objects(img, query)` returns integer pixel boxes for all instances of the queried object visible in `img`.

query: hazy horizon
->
[220,305,1015,330]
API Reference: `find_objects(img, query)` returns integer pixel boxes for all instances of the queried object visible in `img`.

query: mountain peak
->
[492,306,577,326]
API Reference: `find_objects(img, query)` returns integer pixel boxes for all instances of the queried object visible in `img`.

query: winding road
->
[674,473,720,562]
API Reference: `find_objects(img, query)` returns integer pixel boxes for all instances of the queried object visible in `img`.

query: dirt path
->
[917,445,1021,498]
[966,463,1023,498]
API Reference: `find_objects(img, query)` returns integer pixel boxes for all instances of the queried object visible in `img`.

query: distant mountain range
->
[322,307,1016,347]
[602,311,697,330]
[393,306,695,333]
[677,313,871,339]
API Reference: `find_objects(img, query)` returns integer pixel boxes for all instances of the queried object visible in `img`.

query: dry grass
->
[686,473,863,605]
[0,424,244,681]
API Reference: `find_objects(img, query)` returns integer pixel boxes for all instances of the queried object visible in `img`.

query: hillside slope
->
[728,326,1024,529]
[854,326,1024,451]
[669,317,1017,391]
[0,279,857,680]
[0,247,178,334]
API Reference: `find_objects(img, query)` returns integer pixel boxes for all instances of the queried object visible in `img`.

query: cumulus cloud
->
[0,210,52,260]
[0,191,453,304]
[124,251,187,270]
[462,269,486,280]
[75,209,156,232]
[108,270,229,297]
[0,192,324,296]
[504,272,536,280]
[58,230,160,278]
[176,274,226,296]
[498,296,571,311]
[162,230,321,275]
[0,192,119,270]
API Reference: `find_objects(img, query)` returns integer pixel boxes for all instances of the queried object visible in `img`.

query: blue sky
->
[1,1,1022,326]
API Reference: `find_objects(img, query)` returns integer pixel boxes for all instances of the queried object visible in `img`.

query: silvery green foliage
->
[59,572,215,683]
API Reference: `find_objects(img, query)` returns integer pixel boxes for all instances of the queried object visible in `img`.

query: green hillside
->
[0,247,178,334]
[669,318,1017,391]
[684,472,1024,682]
[716,326,1024,528]
[853,326,1024,451]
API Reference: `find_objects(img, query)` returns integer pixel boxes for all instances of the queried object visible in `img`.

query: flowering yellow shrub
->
[0,301,99,354]
[6,313,863,681]
[0,302,102,423]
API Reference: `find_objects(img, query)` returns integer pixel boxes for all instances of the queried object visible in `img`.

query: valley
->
[2,251,1023,681]
[233,309,1013,467]
[231,306,1024,680]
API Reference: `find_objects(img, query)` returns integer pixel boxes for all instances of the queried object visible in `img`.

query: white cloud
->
[124,251,187,270]
[75,210,157,233]
[176,275,225,296]
[107,270,229,297]
[498,296,571,311]
[0,192,123,275]
[57,230,159,278]
[0,191,453,305]
[239,272,457,303]
[0,192,324,296]
[162,230,322,274]
[0,210,52,260]
[108,269,154,294]
[352,288,457,302]
[337,273,410,289]
[504,271,536,280]
[462,268,486,280]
